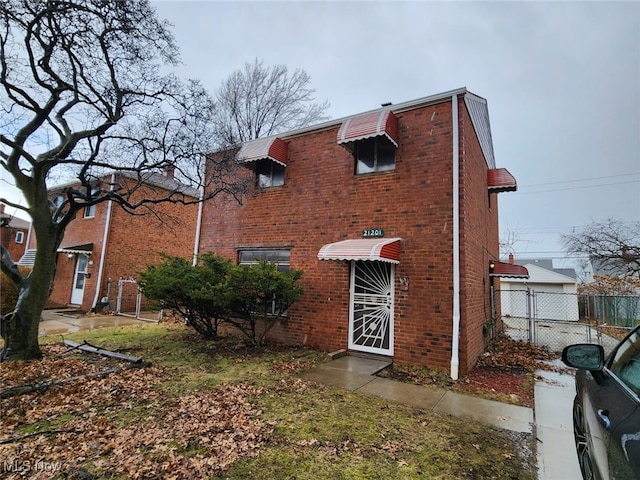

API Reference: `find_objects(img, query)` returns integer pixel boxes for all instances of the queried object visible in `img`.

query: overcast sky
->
[2,1,639,267]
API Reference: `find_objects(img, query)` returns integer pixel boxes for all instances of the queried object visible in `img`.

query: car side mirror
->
[562,344,605,371]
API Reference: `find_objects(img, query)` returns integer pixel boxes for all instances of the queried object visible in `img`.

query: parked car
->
[562,326,640,480]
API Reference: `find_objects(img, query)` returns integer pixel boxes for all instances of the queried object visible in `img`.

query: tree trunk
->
[1,220,61,361]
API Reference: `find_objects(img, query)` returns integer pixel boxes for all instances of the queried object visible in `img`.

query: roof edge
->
[282,87,470,140]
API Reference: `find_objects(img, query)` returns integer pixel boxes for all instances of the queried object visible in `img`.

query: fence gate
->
[500,288,597,353]
[116,277,142,318]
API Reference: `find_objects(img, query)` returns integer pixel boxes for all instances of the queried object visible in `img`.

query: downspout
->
[24,221,34,255]
[192,188,204,266]
[91,173,115,310]
[450,94,461,380]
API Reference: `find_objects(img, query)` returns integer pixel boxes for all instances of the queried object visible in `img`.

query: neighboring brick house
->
[20,170,199,313]
[198,87,528,377]
[0,203,30,262]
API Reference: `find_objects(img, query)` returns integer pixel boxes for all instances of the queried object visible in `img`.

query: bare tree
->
[562,218,640,279]
[0,0,244,360]
[212,59,330,144]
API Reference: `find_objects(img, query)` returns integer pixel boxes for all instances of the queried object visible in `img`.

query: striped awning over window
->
[318,238,402,264]
[490,261,529,278]
[337,110,399,149]
[236,136,288,167]
[487,168,517,193]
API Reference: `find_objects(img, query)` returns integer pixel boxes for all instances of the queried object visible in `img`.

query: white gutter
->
[24,221,34,254]
[192,187,204,266]
[91,173,115,310]
[450,94,461,380]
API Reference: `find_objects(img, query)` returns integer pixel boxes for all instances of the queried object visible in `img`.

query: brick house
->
[1,203,30,263]
[20,170,199,313]
[199,87,528,377]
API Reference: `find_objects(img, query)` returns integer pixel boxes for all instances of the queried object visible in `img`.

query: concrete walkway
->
[535,364,582,480]
[302,354,583,480]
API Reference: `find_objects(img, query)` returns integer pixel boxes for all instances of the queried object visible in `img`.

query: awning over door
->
[337,110,399,149]
[318,238,401,264]
[58,243,93,255]
[236,136,288,167]
[490,261,528,278]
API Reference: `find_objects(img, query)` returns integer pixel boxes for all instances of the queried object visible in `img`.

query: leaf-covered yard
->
[1,324,537,479]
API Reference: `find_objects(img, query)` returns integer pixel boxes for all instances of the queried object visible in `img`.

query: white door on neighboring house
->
[70,254,89,305]
[349,261,394,356]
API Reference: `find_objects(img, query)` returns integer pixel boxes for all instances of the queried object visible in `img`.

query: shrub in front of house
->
[138,254,304,345]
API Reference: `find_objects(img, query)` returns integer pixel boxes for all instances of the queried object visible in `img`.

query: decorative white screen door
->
[349,261,394,356]
[70,254,89,305]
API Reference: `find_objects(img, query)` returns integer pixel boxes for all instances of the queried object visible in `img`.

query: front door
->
[70,254,89,305]
[349,261,394,356]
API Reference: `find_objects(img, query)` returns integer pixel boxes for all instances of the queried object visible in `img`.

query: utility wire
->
[520,172,639,188]
[516,179,639,195]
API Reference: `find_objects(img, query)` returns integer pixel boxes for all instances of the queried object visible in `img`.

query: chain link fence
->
[499,289,639,354]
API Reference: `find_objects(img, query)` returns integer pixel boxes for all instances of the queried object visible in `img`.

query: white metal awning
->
[318,238,401,264]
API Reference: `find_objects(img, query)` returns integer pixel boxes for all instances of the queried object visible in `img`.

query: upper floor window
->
[84,203,96,218]
[337,110,399,175]
[255,159,285,188]
[354,136,396,174]
[15,231,24,244]
[83,187,98,218]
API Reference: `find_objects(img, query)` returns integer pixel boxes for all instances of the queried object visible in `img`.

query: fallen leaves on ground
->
[378,333,557,407]
[475,333,555,372]
[0,344,272,479]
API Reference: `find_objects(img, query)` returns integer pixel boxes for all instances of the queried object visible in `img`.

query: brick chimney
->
[508,253,515,265]
[163,166,175,179]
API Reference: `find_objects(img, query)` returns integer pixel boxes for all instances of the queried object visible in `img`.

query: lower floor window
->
[238,249,291,315]
[238,249,290,271]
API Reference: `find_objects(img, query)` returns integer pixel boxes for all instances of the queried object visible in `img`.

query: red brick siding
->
[201,99,488,371]
[1,227,28,262]
[49,183,198,312]
[49,198,111,309]
[457,99,501,373]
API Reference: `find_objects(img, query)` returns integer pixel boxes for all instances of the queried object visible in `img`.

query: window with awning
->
[337,110,399,175]
[236,137,288,188]
[318,238,401,264]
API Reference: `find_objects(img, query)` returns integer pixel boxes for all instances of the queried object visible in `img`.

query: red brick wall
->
[49,182,198,312]
[457,100,501,373]
[48,198,110,309]
[1,227,28,262]
[200,96,499,372]
[99,185,198,313]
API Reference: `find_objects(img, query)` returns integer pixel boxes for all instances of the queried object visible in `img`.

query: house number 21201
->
[362,228,384,238]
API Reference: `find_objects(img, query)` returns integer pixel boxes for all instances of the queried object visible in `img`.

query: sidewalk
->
[535,363,582,480]
[301,354,582,480]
